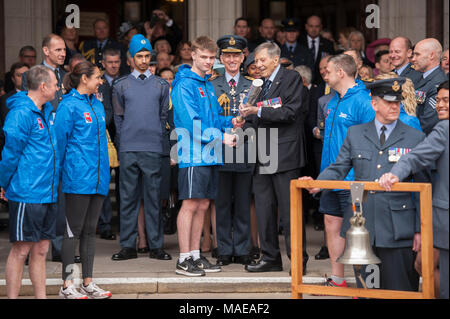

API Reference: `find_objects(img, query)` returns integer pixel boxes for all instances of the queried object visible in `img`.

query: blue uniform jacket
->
[171,64,233,168]
[0,91,59,203]
[54,89,110,196]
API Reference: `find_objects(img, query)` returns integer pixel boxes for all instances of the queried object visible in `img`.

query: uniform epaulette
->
[112,75,128,86]
[244,75,254,81]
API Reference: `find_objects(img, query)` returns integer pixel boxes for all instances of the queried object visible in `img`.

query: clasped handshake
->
[222,103,258,147]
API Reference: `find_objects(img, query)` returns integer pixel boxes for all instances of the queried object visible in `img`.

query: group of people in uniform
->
[0,14,448,300]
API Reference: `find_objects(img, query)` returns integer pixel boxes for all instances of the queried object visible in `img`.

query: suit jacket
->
[79,38,129,76]
[305,84,323,154]
[318,120,430,248]
[253,66,308,174]
[211,73,253,172]
[280,42,314,69]
[21,62,66,113]
[397,63,422,87]
[391,120,449,249]
[415,67,448,135]
[317,87,336,141]
[299,35,335,85]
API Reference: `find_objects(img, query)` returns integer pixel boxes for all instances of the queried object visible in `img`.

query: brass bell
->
[337,214,381,265]
[337,182,381,265]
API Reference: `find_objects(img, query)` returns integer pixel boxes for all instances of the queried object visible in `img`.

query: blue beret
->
[129,34,152,58]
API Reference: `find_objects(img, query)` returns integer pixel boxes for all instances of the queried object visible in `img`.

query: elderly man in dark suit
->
[412,38,448,135]
[302,77,431,291]
[299,15,335,85]
[211,35,254,266]
[239,42,308,272]
[379,80,449,299]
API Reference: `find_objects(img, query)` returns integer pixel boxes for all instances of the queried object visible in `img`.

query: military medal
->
[388,148,399,162]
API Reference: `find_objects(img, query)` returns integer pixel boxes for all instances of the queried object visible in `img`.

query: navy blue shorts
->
[319,190,351,217]
[8,201,57,243]
[178,166,218,200]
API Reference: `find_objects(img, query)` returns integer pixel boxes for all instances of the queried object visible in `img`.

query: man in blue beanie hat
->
[111,34,172,261]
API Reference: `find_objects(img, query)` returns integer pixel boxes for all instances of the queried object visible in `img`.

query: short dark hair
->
[103,48,121,59]
[19,46,36,57]
[438,81,449,91]
[10,62,30,74]
[69,53,86,66]
[329,54,357,78]
[42,34,63,49]
[234,17,249,26]
[158,67,174,76]
[93,18,109,28]
[375,50,389,63]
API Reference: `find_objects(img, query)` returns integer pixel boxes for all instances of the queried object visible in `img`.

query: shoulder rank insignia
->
[244,75,254,81]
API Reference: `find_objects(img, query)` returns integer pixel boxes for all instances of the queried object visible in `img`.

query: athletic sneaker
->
[176,257,205,277]
[194,255,222,273]
[325,276,348,287]
[79,282,112,299]
[59,285,88,299]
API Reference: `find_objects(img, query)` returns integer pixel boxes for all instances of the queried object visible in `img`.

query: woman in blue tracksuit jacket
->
[54,61,112,299]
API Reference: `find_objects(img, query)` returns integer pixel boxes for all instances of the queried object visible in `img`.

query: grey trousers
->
[119,151,163,250]
[440,248,449,299]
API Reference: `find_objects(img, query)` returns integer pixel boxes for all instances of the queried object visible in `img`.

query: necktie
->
[54,69,60,84]
[310,39,316,61]
[229,78,236,87]
[260,79,272,99]
[139,74,147,81]
[380,126,387,146]
[290,45,294,53]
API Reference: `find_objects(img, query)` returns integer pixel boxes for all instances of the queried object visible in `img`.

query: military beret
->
[217,35,247,54]
[365,77,406,102]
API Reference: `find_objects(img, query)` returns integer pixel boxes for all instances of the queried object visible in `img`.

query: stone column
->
[4,0,52,70]
[378,0,427,45]
[188,0,242,41]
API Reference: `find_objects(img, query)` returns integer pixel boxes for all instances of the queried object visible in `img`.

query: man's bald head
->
[412,38,443,72]
[259,18,276,40]
[305,15,323,38]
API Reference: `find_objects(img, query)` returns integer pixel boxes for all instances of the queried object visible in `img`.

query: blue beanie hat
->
[129,34,152,58]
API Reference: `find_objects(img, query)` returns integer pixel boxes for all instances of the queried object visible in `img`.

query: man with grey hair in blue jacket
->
[0,65,60,299]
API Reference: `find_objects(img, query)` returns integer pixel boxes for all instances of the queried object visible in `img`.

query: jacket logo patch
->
[198,88,206,98]
[37,118,44,130]
[84,112,92,123]
[338,112,348,119]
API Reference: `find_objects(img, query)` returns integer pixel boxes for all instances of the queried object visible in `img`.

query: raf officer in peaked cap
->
[301,77,431,291]
[211,35,255,267]
[280,19,314,71]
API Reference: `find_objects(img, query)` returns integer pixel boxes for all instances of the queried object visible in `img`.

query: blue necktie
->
[260,79,272,100]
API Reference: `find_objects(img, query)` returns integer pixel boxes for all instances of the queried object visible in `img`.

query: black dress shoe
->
[314,246,330,260]
[245,259,282,272]
[111,248,138,261]
[138,247,150,254]
[233,255,255,265]
[149,249,172,260]
[249,246,260,260]
[52,255,62,262]
[211,248,218,259]
[74,255,81,263]
[100,230,117,240]
[216,255,232,266]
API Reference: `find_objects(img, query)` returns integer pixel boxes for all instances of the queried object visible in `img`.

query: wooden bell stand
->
[290,180,435,299]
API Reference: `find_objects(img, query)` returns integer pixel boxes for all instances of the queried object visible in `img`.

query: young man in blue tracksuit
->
[171,36,240,276]
[315,54,375,288]
[0,65,59,299]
